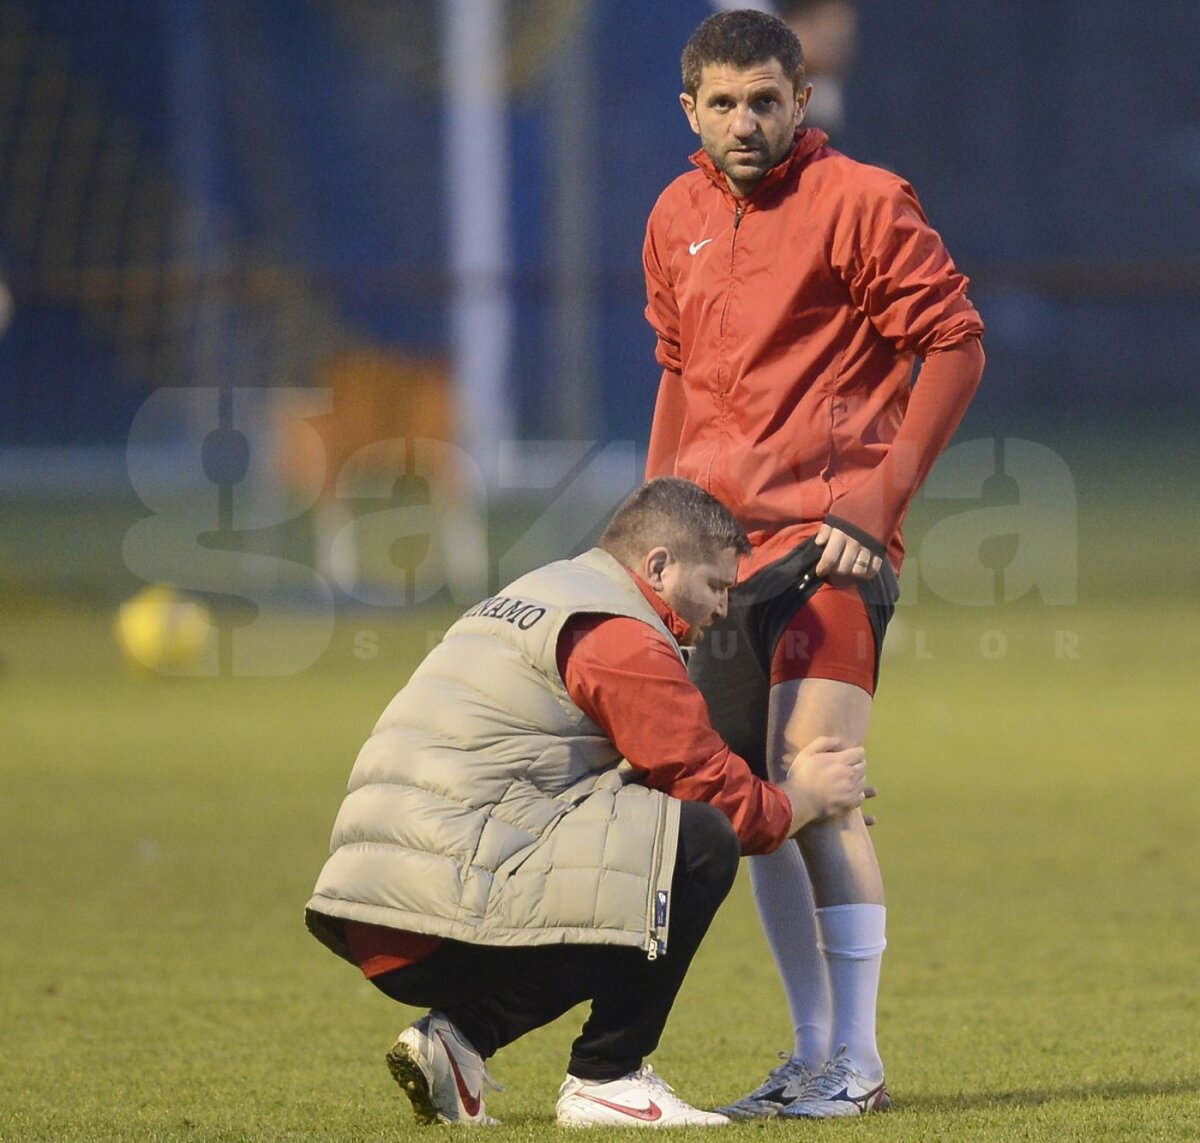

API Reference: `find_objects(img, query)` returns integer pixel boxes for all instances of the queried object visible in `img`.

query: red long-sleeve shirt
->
[345,570,793,976]
[559,570,793,855]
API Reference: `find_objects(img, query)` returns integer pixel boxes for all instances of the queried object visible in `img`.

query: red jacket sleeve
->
[643,202,687,479]
[828,338,985,550]
[833,174,984,357]
[643,201,682,373]
[827,174,986,548]
[558,614,793,855]
[646,369,687,480]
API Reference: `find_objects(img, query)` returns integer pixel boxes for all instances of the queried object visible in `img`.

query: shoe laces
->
[484,1065,505,1094]
[472,1057,505,1095]
[802,1047,857,1100]
[749,1052,813,1099]
[631,1064,674,1096]
[431,1017,505,1094]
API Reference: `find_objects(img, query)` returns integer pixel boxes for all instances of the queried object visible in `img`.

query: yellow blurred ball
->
[114,585,215,674]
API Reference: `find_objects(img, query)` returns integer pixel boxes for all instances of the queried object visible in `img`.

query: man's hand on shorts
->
[778,736,875,835]
[815,523,883,583]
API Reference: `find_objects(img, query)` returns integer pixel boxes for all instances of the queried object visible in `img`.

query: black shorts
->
[688,538,899,779]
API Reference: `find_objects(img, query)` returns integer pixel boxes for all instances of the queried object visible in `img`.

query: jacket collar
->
[690,127,828,205]
[622,566,693,646]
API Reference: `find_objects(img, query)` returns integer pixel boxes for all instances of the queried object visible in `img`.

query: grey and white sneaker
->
[777,1045,890,1118]
[715,1053,815,1119]
[557,1064,729,1127]
[385,1011,503,1126]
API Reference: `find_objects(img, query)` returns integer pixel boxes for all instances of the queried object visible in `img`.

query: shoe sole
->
[780,1087,891,1119]
[558,1109,728,1128]
[716,1101,783,1120]
[386,1039,441,1126]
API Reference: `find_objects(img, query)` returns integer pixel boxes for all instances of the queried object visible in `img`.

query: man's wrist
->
[824,515,887,557]
[780,780,814,836]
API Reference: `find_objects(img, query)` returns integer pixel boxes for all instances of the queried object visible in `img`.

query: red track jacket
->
[644,128,985,575]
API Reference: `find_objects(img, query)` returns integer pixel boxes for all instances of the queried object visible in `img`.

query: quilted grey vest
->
[306,548,684,961]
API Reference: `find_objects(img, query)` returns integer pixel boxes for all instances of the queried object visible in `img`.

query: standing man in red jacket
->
[642,8,985,1119]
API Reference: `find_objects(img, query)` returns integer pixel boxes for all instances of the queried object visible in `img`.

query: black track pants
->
[369,799,740,1081]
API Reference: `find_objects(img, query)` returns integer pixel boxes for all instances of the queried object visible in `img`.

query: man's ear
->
[794,83,813,128]
[679,92,700,135]
[641,545,671,589]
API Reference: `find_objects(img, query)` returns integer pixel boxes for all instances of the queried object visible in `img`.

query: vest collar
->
[621,567,692,646]
[574,548,692,648]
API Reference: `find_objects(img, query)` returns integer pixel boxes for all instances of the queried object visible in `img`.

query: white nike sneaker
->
[385,1011,503,1126]
[777,1045,890,1118]
[715,1053,816,1119]
[556,1064,729,1128]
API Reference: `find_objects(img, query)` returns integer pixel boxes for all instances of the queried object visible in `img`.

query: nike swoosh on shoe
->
[436,1031,482,1117]
[577,1094,663,1122]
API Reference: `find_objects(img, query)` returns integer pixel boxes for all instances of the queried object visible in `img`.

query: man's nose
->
[714,592,729,620]
[730,105,757,137]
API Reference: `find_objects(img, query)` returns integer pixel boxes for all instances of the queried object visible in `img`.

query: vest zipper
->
[645,797,678,960]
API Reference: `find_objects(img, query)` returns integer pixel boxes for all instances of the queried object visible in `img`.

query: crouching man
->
[305,477,873,1128]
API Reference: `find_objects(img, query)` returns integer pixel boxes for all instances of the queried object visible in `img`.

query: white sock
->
[815,903,886,1079]
[748,841,831,1066]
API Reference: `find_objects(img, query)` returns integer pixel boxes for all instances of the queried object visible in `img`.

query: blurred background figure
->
[0,262,12,339]
[777,0,858,136]
[709,0,858,136]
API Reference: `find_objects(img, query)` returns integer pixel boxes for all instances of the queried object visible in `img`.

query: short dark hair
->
[599,477,751,567]
[681,9,806,97]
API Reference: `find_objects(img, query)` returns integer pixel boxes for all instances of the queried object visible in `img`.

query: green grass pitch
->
[1,585,1197,1139]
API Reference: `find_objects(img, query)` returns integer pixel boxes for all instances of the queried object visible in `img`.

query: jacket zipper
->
[706,201,746,492]
[716,202,744,387]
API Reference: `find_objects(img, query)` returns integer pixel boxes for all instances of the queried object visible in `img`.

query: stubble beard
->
[707,136,789,192]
